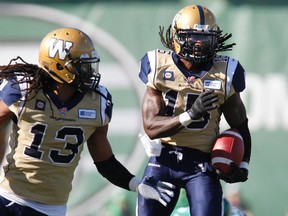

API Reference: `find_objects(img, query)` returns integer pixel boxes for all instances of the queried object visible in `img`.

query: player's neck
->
[51,82,78,103]
[180,59,212,73]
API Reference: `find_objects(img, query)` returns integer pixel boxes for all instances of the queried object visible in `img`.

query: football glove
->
[216,162,248,183]
[187,90,218,120]
[137,176,175,206]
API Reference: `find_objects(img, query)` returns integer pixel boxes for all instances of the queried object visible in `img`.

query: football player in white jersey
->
[137,4,252,216]
[0,27,175,216]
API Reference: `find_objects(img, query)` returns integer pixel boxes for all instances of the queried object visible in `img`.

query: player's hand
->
[216,162,248,183]
[187,90,218,120]
[137,176,175,206]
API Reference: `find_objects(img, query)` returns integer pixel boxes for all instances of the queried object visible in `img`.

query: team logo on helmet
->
[48,38,73,60]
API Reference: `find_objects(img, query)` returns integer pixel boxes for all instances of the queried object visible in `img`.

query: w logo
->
[48,38,73,60]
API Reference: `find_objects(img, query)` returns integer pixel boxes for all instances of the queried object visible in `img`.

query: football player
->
[137,4,251,216]
[0,27,175,216]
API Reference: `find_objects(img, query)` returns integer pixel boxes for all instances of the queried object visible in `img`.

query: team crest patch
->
[35,99,46,111]
[163,71,175,81]
[78,109,96,119]
[203,79,222,90]
[59,107,68,116]
[188,76,196,83]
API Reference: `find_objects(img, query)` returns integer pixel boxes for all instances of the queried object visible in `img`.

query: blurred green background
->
[0,0,287,215]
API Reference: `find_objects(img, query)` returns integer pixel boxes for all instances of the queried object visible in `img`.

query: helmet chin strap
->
[47,69,69,84]
[74,72,101,93]
[181,49,215,65]
[46,69,82,93]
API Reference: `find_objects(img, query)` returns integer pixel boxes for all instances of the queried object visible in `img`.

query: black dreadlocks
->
[0,56,59,118]
[0,56,53,100]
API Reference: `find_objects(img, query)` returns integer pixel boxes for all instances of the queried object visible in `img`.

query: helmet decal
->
[196,5,205,25]
[48,38,73,60]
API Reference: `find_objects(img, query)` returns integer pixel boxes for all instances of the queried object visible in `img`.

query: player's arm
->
[219,93,251,183]
[87,124,175,206]
[87,125,134,190]
[221,60,251,164]
[221,93,251,164]
[142,86,218,139]
[0,100,13,164]
[141,86,184,139]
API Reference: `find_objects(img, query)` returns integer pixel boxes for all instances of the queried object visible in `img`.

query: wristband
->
[179,112,192,126]
[239,161,249,170]
[129,176,141,192]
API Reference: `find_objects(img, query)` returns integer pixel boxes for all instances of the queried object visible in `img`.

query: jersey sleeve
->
[225,58,246,99]
[138,50,157,89]
[97,85,113,125]
[138,52,150,84]
[0,78,24,106]
[232,61,246,93]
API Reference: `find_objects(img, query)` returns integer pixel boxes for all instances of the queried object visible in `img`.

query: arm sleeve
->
[94,155,135,191]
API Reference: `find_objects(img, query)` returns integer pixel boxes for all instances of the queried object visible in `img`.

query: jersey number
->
[24,124,84,164]
[165,90,210,129]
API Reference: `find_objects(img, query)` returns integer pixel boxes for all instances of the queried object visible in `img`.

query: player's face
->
[64,54,100,92]
[188,34,214,53]
[79,61,100,89]
[179,32,216,61]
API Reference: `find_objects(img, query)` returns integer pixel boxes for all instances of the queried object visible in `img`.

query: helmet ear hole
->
[56,63,64,71]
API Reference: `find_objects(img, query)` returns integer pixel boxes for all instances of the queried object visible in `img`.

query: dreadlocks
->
[159,25,174,50]
[0,56,53,100]
[215,33,236,52]
[158,24,236,53]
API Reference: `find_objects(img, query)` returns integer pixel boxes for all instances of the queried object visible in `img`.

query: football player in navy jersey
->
[0,27,175,216]
[137,4,251,216]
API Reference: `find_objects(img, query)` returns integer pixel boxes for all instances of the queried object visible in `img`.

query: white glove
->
[137,176,175,206]
[138,133,162,157]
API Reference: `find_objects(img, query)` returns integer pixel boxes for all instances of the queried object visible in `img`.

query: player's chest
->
[161,71,225,94]
[159,72,227,112]
[19,94,101,126]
